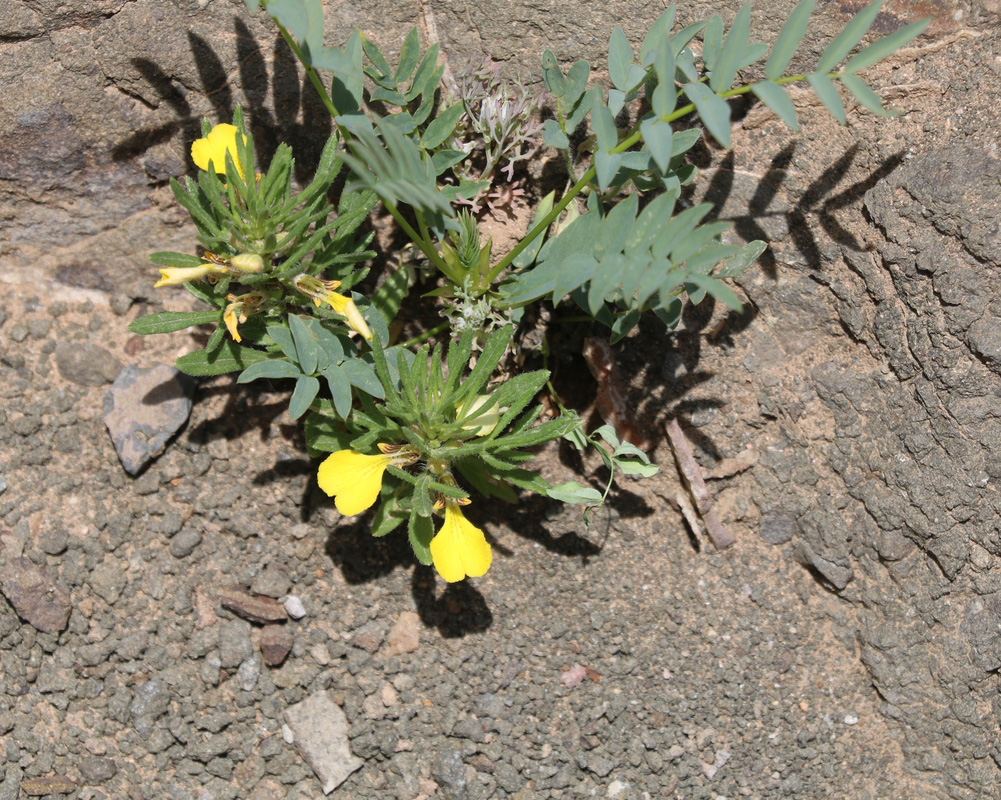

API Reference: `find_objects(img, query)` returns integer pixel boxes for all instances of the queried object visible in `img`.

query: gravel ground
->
[0,283,934,800]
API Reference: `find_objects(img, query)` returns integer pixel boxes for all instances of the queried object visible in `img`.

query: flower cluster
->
[317,447,492,583]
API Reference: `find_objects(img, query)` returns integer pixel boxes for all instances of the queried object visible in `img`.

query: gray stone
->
[130,679,170,734]
[89,558,127,605]
[795,542,853,590]
[217,620,254,669]
[759,513,797,545]
[79,756,117,784]
[37,528,68,555]
[103,364,195,475]
[0,557,71,633]
[283,692,363,794]
[55,341,121,386]
[168,529,202,558]
[431,748,466,797]
[250,564,291,599]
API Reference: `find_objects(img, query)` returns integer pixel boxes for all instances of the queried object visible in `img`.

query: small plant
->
[132,0,927,582]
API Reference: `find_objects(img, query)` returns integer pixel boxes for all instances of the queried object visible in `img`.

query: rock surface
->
[283,692,363,794]
[0,557,71,633]
[103,364,196,475]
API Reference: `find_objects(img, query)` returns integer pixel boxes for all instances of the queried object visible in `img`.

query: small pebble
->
[284,595,306,619]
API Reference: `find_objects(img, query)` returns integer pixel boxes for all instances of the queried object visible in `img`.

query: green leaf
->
[289,314,319,375]
[148,251,205,268]
[267,0,309,45]
[806,72,846,124]
[408,511,434,565]
[175,341,269,376]
[543,119,570,149]
[615,457,660,477]
[542,49,567,97]
[341,359,385,399]
[684,82,731,149]
[266,324,298,361]
[237,359,302,383]
[671,19,710,58]
[594,151,623,192]
[607,88,626,117]
[702,15,723,71]
[641,6,677,66]
[370,267,410,326]
[322,363,354,418]
[564,60,590,109]
[750,80,799,130]
[716,240,767,278]
[766,0,815,80]
[710,3,750,93]
[844,18,928,73]
[816,0,883,73]
[431,148,467,175]
[371,488,407,536]
[289,375,320,420]
[361,34,392,80]
[652,36,676,117]
[548,481,602,504]
[839,72,893,115]
[395,27,420,83]
[608,27,634,92]
[128,310,221,335]
[591,97,618,152]
[421,102,465,149]
[640,118,673,172]
[512,190,556,270]
[685,272,742,310]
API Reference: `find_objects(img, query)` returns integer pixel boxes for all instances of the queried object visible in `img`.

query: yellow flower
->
[154,263,227,288]
[456,394,500,436]
[317,445,416,516]
[430,501,492,583]
[191,123,247,178]
[317,450,391,516]
[291,274,373,341]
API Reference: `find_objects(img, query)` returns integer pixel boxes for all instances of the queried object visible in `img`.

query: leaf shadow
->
[701,143,907,275]
[112,17,332,184]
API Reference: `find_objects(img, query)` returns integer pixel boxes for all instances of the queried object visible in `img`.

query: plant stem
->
[275,24,341,122]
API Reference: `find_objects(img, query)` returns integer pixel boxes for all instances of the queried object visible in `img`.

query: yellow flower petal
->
[223,304,242,343]
[154,264,218,288]
[323,291,350,313]
[341,299,373,342]
[456,394,500,436]
[430,502,492,582]
[191,123,246,178]
[317,450,391,516]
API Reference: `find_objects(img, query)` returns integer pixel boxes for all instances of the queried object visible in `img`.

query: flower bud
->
[230,253,264,274]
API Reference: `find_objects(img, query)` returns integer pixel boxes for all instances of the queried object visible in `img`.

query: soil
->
[2,1,1001,799]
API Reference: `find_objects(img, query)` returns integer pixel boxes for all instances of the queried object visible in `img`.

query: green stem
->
[275,23,341,123]
[382,202,450,273]
[399,321,449,349]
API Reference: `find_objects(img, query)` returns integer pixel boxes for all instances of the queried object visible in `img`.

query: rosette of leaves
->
[302,326,585,560]
[130,108,379,376]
